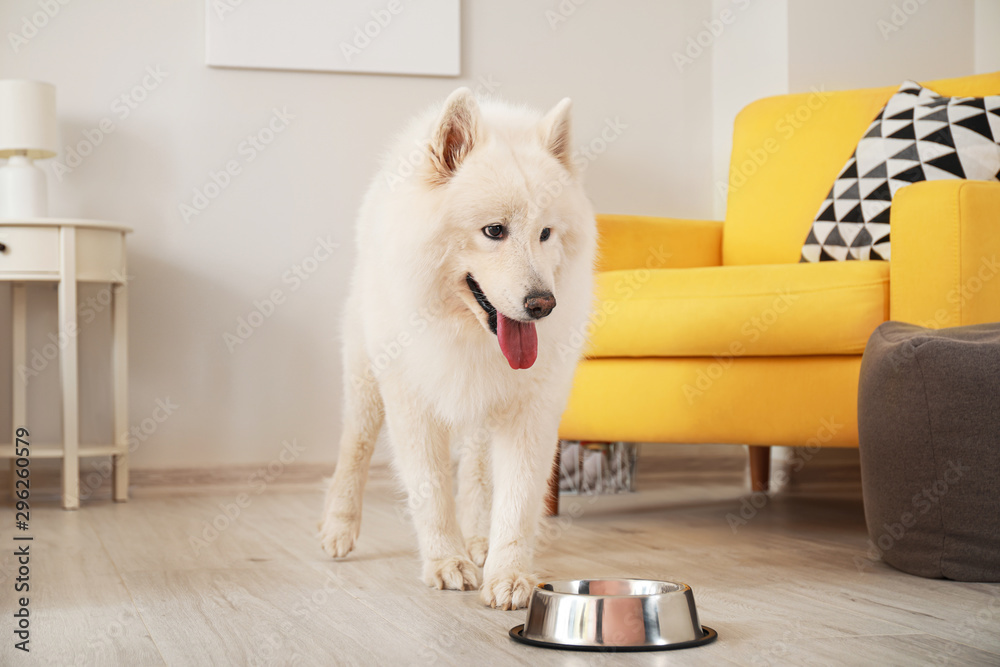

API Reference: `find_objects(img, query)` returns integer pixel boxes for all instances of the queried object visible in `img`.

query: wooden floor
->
[2,447,999,666]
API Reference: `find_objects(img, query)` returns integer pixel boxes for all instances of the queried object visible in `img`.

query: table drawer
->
[0,226,59,274]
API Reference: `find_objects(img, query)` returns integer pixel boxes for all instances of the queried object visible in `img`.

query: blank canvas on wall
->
[206,0,460,77]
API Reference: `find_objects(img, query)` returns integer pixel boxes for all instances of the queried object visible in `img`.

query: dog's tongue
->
[496,314,538,370]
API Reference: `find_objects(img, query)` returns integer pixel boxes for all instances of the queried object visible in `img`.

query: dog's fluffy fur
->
[319,88,596,610]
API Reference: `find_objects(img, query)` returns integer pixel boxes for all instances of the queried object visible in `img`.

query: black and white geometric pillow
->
[801,81,1000,262]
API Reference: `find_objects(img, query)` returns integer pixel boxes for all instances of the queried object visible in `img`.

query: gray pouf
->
[858,321,1000,581]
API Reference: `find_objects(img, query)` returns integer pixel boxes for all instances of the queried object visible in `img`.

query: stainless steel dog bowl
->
[509,579,717,652]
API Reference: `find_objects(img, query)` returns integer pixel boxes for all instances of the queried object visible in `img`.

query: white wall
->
[787,0,975,92]
[0,0,715,468]
[975,0,1000,74]
[710,0,789,219]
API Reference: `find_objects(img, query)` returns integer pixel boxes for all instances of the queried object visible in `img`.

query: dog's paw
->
[465,536,489,568]
[480,569,536,610]
[319,514,360,559]
[423,556,481,591]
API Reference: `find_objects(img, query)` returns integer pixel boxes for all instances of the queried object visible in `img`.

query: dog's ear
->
[428,87,479,183]
[541,98,573,172]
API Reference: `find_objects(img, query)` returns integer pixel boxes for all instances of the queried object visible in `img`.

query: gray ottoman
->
[858,321,1000,581]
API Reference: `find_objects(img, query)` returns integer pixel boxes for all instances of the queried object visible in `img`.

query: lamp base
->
[0,154,48,218]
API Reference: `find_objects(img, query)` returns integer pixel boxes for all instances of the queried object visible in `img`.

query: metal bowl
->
[509,579,717,652]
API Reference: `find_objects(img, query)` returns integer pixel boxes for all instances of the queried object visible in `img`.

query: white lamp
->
[0,80,57,219]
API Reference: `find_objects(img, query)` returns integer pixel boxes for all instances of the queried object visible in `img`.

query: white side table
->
[0,219,131,509]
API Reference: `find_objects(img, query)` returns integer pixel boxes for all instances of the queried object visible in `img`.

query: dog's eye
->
[540,228,551,242]
[483,224,505,240]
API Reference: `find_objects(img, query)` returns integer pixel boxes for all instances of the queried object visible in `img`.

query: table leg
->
[112,279,128,502]
[59,227,79,510]
[11,283,26,498]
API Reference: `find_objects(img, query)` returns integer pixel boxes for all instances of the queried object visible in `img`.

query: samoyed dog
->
[319,88,596,610]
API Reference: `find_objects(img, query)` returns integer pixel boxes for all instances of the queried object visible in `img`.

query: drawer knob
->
[0,243,6,252]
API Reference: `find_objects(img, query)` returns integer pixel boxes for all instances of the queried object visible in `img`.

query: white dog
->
[319,88,596,610]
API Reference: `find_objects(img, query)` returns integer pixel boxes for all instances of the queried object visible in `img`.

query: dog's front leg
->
[457,435,492,567]
[382,383,480,591]
[481,412,559,610]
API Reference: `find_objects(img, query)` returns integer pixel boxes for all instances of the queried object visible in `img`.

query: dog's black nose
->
[524,291,556,319]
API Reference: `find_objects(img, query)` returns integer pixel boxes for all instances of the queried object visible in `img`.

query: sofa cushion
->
[801,81,1000,263]
[585,261,888,358]
[858,321,1000,581]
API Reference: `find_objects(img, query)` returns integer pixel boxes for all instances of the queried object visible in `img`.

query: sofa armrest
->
[596,214,723,272]
[890,180,1000,328]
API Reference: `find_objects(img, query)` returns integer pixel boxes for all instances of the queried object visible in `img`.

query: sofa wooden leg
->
[749,445,771,492]
[544,444,561,517]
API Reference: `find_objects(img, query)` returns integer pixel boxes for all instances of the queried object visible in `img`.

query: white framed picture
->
[206,0,460,77]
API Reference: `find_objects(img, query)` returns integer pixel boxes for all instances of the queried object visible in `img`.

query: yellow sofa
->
[558,72,1000,492]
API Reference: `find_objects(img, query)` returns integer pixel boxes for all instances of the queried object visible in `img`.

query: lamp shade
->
[0,80,57,159]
